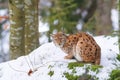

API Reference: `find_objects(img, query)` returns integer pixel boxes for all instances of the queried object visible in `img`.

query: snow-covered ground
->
[0,36,119,80]
[0,8,119,62]
[0,7,119,80]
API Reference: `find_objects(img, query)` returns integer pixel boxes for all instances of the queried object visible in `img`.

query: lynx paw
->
[64,55,73,59]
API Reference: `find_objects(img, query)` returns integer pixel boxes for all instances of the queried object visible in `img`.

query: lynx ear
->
[62,32,66,36]
[66,33,69,36]
[61,27,65,33]
[61,28,66,36]
[50,34,54,37]
[50,34,52,36]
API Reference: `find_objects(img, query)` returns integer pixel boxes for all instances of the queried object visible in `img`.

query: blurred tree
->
[0,0,8,2]
[40,0,87,37]
[24,0,39,54]
[0,0,8,9]
[83,0,113,35]
[9,0,39,59]
[9,0,25,59]
[41,0,114,37]
[117,0,120,53]
[118,0,120,53]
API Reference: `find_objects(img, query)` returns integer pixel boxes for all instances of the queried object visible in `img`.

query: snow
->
[0,36,119,80]
[0,9,8,16]
[95,36,119,53]
[0,8,119,80]
[111,9,119,31]
[39,21,49,32]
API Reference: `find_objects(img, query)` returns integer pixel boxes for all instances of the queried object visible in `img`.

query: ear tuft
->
[62,32,67,37]
[50,34,54,37]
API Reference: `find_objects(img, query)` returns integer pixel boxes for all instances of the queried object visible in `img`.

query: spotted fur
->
[51,32,101,65]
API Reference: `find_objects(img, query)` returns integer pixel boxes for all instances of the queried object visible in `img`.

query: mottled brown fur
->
[51,32,101,65]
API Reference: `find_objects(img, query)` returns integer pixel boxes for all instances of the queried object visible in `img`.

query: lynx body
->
[52,32,101,65]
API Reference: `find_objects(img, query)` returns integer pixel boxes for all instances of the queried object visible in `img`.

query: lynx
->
[51,32,101,65]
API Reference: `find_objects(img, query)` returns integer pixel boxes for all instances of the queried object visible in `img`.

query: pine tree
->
[41,0,86,34]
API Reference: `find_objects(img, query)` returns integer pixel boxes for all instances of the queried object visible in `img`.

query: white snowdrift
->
[0,36,119,80]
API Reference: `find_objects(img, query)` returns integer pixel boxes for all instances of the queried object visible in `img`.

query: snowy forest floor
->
[0,35,119,80]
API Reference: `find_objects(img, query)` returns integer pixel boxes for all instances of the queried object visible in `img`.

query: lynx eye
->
[58,43,61,45]
[59,36,63,39]
[54,38,58,40]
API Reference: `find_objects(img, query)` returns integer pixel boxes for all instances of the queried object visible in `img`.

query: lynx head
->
[51,32,67,47]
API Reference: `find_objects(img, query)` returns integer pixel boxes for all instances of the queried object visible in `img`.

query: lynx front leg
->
[64,53,74,59]
[95,46,101,65]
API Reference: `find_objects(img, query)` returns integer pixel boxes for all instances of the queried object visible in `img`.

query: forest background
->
[0,0,119,61]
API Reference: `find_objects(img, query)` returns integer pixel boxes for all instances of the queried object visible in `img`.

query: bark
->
[82,0,113,35]
[24,0,39,54]
[83,0,97,22]
[95,0,113,35]
[9,0,25,59]
[9,0,39,59]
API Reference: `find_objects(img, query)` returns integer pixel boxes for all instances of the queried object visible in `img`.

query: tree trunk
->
[95,0,113,35]
[9,0,39,59]
[82,0,113,35]
[9,0,25,59]
[24,0,39,54]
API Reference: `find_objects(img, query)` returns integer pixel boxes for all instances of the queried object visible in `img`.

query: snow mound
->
[0,36,119,80]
